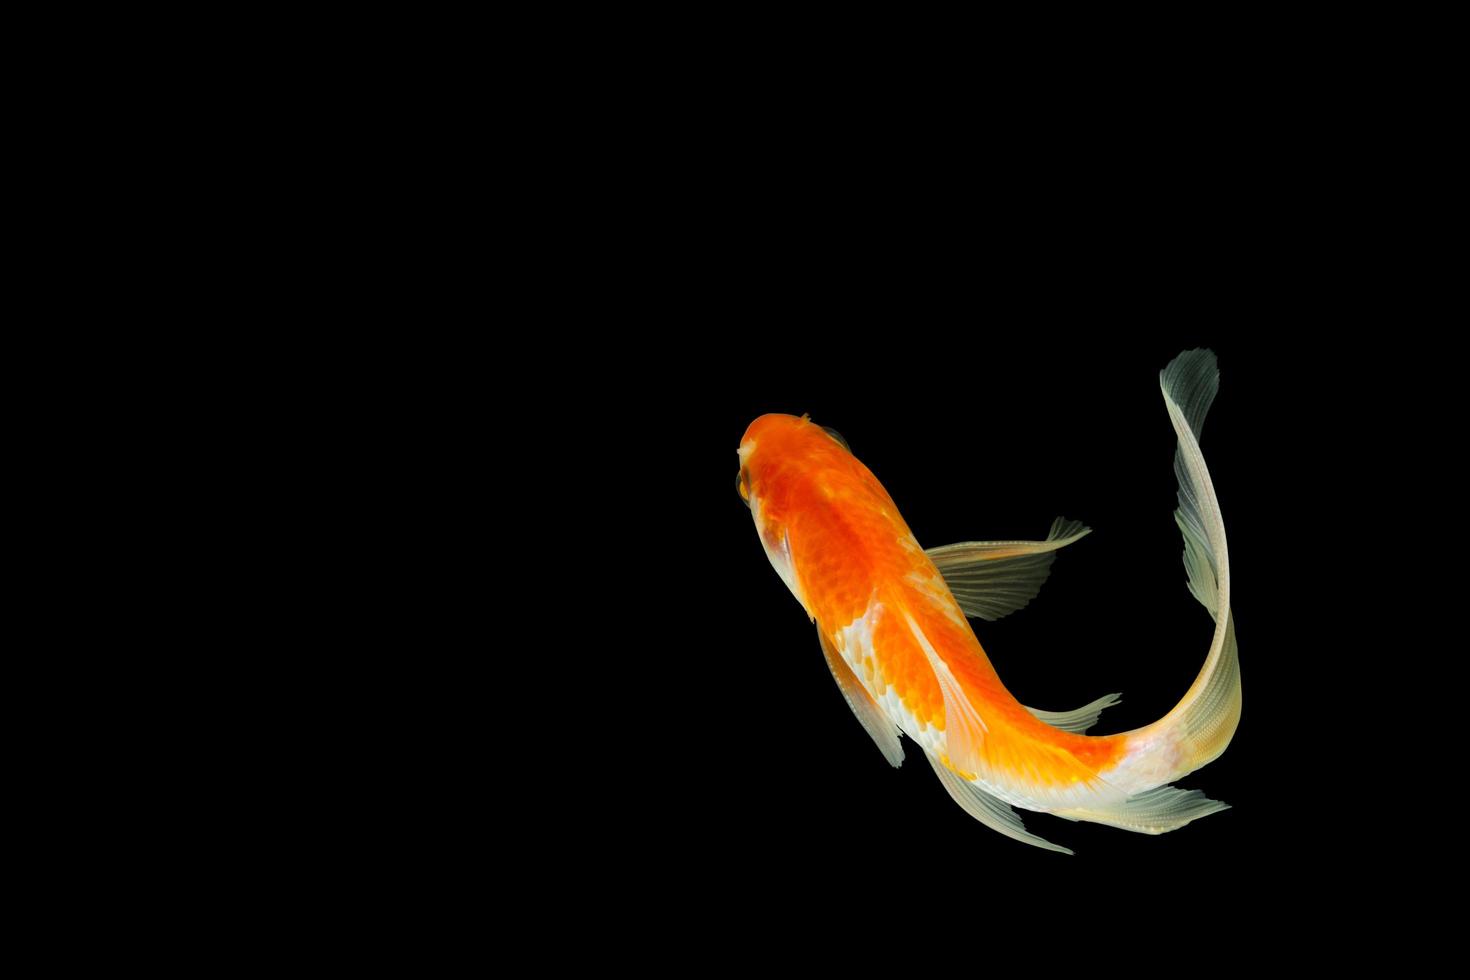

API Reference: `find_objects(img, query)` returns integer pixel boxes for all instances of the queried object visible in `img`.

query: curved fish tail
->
[1151,348,1242,774]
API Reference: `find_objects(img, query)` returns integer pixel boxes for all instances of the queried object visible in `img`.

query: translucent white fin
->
[903,610,988,779]
[1163,351,1222,616]
[925,752,1073,854]
[1157,349,1242,772]
[1054,785,1229,835]
[816,627,905,768]
[924,518,1092,620]
[1024,693,1122,734]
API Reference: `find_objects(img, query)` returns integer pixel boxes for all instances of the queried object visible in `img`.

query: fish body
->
[736,350,1240,853]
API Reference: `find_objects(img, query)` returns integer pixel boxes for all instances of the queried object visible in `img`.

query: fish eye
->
[823,426,850,451]
[736,469,751,507]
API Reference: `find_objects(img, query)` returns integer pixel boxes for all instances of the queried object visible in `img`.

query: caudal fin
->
[1154,349,1242,773]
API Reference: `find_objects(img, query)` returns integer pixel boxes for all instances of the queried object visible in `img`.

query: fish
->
[735,349,1240,853]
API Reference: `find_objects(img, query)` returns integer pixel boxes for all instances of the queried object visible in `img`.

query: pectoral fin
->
[925,517,1091,621]
[816,627,905,768]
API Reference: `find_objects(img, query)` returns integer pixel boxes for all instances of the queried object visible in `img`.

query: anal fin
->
[1054,785,1229,834]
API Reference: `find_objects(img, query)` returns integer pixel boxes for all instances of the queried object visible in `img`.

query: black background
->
[445,42,1444,938]
[623,328,1385,909]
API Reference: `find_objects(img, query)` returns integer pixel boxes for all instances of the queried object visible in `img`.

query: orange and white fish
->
[736,349,1240,853]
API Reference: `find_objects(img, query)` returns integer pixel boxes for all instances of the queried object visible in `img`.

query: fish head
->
[737,413,853,613]
[737,412,846,516]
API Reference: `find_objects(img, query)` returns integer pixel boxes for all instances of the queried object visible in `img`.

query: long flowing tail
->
[1154,349,1241,773]
[1048,349,1241,836]
[920,350,1242,847]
